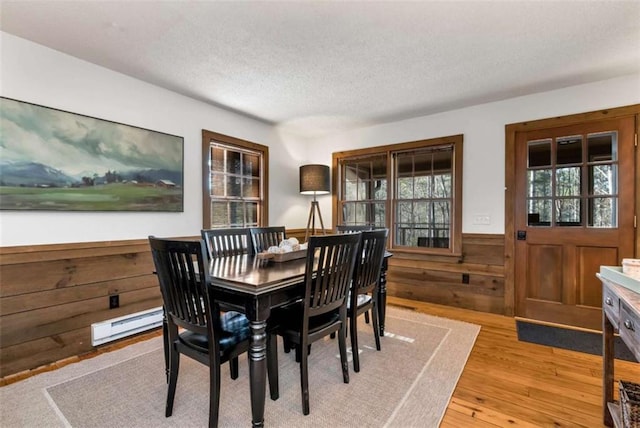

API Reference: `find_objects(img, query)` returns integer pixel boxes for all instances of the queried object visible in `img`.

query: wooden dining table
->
[207,251,392,427]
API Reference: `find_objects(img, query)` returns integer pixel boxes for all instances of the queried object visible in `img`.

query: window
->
[202,130,268,228]
[526,131,618,228]
[341,154,387,227]
[334,135,462,254]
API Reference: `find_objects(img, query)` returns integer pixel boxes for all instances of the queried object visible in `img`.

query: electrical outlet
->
[472,215,491,225]
[462,273,470,284]
[109,294,119,309]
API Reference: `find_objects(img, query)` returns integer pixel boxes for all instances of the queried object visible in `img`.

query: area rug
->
[516,320,637,362]
[0,307,479,427]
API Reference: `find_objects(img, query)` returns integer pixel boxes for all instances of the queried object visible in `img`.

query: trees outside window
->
[334,135,462,255]
[202,130,268,228]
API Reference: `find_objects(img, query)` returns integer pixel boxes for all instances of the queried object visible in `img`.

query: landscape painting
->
[0,97,183,211]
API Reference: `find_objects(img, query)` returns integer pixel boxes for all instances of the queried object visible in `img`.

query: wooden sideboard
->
[598,273,640,427]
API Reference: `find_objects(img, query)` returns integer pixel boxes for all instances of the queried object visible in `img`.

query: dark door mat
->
[516,320,637,363]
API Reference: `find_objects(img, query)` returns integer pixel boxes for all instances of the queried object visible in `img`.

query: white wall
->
[2,32,639,246]
[307,73,640,234]
[0,32,308,246]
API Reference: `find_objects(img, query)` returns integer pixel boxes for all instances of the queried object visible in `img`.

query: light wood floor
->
[2,297,638,427]
[388,296,638,427]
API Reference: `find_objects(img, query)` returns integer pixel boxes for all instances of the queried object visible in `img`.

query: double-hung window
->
[334,135,462,254]
[202,130,268,228]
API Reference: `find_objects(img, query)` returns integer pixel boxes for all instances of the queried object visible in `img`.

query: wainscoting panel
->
[386,234,505,314]
[0,239,162,378]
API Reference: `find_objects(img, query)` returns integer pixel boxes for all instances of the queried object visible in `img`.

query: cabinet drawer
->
[603,282,620,325]
[619,301,640,362]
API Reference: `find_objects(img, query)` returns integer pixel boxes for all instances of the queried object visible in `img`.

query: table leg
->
[378,256,389,336]
[603,310,614,427]
[248,319,267,428]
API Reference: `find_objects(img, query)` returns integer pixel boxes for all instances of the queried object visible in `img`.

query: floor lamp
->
[300,164,330,243]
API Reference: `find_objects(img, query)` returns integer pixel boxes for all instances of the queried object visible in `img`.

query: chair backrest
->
[352,229,388,297]
[249,226,286,253]
[304,233,361,318]
[336,225,373,233]
[148,236,213,338]
[201,228,253,258]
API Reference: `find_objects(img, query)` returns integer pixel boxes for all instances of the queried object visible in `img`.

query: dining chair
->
[201,228,253,258]
[249,226,286,253]
[149,236,251,428]
[266,233,361,415]
[348,229,388,372]
[336,224,375,324]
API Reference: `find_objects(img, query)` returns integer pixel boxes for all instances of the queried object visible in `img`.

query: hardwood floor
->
[2,297,637,427]
[388,296,638,427]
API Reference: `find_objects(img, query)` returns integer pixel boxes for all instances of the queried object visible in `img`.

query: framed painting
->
[0,97,184,211]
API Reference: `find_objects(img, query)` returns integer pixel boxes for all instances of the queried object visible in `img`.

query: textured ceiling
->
[1,1,639,136]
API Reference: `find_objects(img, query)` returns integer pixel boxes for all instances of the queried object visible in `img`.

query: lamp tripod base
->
[305,200,326,243]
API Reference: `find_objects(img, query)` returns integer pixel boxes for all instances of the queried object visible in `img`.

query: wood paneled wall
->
[387,233,505,314]
[0,230,505,378]
[0,239,162,378]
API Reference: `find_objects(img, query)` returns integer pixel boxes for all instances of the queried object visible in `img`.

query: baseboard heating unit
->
[91,306,164,346]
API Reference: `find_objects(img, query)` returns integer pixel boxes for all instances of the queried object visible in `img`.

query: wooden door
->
[514,117,636,330]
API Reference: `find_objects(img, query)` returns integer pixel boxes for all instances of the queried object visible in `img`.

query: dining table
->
[207,251,392,427]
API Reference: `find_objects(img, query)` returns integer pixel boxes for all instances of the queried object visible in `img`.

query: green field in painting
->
[0,183,182,211]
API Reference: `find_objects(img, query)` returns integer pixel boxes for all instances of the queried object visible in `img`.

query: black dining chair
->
[348,229,388,372]
[201,228,253,258]
[249,226,286,253]
[266,233,361,415]
[149,236,251,428]
[336,224,374,324]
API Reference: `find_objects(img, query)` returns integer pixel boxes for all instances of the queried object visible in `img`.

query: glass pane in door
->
[589,197,616,227]
[555,198,581,225]
[528,139,551,167]
[556,167,581,197]
[528,170,552,197]
[528,199,552,226]
[587,131,617,229]
[589,164,615,195]
[588,132,615,162]
[556,136,582,165]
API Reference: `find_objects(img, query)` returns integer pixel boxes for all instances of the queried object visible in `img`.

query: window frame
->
[332,135,463,256]
[202,130,269,229]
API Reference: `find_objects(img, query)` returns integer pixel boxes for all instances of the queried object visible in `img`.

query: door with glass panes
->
[514,117,635,329]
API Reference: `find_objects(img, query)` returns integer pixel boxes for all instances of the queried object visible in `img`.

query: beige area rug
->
[0,307,479,428]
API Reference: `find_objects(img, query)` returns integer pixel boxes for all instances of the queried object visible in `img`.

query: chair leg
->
[299,340,310,415]
[283,337,292,353]
[295,345,301,363]
[229,357,239,380]
[338,324,350,384]
[364,310,370,324]
[267,334,280,400]
[372,303,381,351]
[166,347,180,417]
[162,319,169,383]
[209,359,221,428]
[350,314,360,372]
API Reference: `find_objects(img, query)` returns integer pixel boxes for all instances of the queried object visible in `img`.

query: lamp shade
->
[299,164,330,195]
